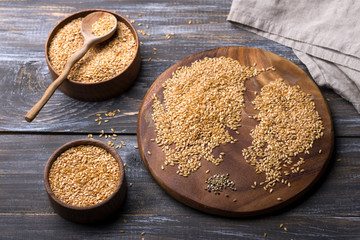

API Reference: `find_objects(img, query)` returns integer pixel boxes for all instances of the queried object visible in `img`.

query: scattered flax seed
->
[120,230,125,233]
[148,58,152,62]
[233,198,237,202]
[284,227,288,232]
[123,163,127,167]
[205,173,237,194]
[152,57,269,176]
[134,145,139,149]
[130,19,135,23]
[104,120,109,123]
[98,121,102,125]
[146,25,149,29]
[150,138,155,142]
[48,18,137,83]
[319,149,322,154]
[205,169,210,174]
[138,14,142,17]
[161,165,165,170]
[243,78,324,192]
[108,141,114,147]
[280,223,284,228]
[264,233,267,238]
[277,197,282,201]
[153,48,157,51]
[147,151,151,155]
[88,134,93,138]
[188,20,192,24]
[336,158,342,162]
[137,23,142,26]
[129,182,133,187]
[166,34,171,39]
[170,33,175,36]
[141,232,146,236]
[116,145,122,149]
[48,145,120,207]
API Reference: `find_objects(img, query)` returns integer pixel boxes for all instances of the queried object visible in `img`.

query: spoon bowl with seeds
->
[25,11,117,122]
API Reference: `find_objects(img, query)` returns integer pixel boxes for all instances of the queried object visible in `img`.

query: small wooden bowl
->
[45,9,141,101]
[44,139,127,223]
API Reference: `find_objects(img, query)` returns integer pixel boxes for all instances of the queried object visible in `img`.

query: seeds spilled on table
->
[48,145,120,207]
[242,78,324,192]
[152,57,272,176]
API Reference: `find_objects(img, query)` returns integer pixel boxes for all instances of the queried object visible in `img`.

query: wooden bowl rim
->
[45,9,140,86]
[43,138,126,211]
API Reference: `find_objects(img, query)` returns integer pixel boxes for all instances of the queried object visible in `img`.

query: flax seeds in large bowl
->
[44,139,126,223]
[45,9,141,101]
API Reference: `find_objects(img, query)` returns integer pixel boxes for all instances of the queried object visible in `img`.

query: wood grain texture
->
[0,134,359,239]
[0,0,358,135]
[0,0,359,239]
[137,47,334,217]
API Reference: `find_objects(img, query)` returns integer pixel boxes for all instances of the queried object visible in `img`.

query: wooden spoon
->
[25,12,118,122]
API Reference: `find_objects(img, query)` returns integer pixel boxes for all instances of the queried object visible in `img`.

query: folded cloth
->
[227,0,360,113]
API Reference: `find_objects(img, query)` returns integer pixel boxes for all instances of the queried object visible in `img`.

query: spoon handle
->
[25,40,93,122]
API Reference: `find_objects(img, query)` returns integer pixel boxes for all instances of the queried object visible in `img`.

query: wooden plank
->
[0,0,358,136]
[0,214,359,240]
[0,135,359,217]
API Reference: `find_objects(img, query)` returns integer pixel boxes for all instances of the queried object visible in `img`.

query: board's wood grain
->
[138,47,334,217]
[0,134,359,239]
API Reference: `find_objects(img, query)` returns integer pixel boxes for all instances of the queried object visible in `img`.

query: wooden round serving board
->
[137,47,334,217]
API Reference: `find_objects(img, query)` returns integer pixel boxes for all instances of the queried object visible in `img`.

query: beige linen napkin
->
[227,0,360,113]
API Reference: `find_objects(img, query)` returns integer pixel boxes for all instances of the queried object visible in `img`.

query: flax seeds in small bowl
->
[44,139,126,223]
[45,9,141,101]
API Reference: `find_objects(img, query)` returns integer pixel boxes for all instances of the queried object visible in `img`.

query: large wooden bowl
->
[137,46,334,217]
[45,9,141,101]
[44,139,127,223]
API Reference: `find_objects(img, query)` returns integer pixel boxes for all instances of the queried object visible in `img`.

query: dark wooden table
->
[1,1,359,239]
